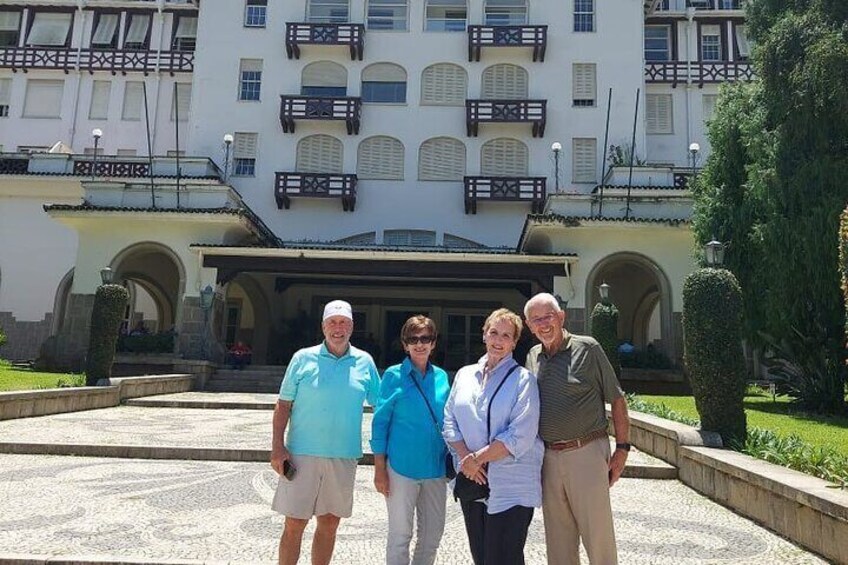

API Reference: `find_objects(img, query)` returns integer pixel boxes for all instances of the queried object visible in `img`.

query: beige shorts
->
[271,454,358,519]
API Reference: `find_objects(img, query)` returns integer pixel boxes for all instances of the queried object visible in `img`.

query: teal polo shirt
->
[279,343,380,459]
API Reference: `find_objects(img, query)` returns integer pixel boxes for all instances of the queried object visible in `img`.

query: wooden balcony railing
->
[645,61,754,86]
[467,25,548,62]
[466,99,547,138]
[0,47,194,74]
[285,23,365,61]
[274,172,358,211]
[279,96,362,135]
[464,176,546,214]
[73,160,151,177]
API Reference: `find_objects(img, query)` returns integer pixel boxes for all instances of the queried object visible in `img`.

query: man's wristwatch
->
[615,443,631,452]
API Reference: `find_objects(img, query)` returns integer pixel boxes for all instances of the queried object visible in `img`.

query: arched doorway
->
[221,274,271,364]
[585,252,673,360]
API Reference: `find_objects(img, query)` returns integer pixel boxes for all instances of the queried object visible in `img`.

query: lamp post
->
[91,128,103,180]
[599,282,611,304]
[704,238,726,267]
[688,142,701,185]
[199,284,215,359]
[100,267,113,285]
[222,133,234,183]
[551,141,562,193]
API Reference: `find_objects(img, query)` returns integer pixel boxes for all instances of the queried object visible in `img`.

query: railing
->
[655,0,745,11]
[285,23,365,60]
[279,96,362,135]
[0,157,29,175]
[463,176,546,214]
[465,99,547,137]
[274,172,358,211]
[73,160,150,177]
[467,25,548,62]
[645,61,754,86]
[0,47,194,74]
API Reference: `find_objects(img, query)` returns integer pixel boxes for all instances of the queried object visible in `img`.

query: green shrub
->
[116,331,176,354]
[683,268,747,444]
[591,302,620,378]
[0,326,6,349]
[85,284,129,386]
[620,348,673,370]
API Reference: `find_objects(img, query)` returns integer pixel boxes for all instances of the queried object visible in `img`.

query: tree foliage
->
[85,284,129,386]
[683,268,748,444]
[591,302,620,378]
[692,0,848,413]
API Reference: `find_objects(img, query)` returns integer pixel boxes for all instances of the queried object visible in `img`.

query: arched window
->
[384,230,436,246]
[301,61,347,97]
[358,136,404,179]
[481,63,528,99]
[361,63,407,103]
[425,0,467,32]
[420,63,467,106]
[336,232,377,245]
[307,0,349,23]
[481,138,528,176]
[484,0,528,25]
[366,0,408,30]
[419,137,465,181]
[296,134,344,173]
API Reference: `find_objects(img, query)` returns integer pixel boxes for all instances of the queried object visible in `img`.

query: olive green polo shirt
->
[526,332,624,443]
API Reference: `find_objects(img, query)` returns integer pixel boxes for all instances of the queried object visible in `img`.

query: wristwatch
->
[615,443,631,452]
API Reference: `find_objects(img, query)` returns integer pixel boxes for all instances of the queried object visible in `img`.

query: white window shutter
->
[92,14,119,45]
[302,61,347,88]
[421,63,467,106]
[297,134,344,173]
[23,79,64,118]
[234,132,258,158]
[481,64,528,99]
[122,81,144,120]
[572,138,597,183]
[171,83,191,121]
[358,136,404,180]
[419,137,465,181]
[646,93,673,134]
[89,80,111,120]
[572,63,596,104]
[362,63,406,83]
[27,13,72,46]
[702,94,718,122]
[481,138,528,176]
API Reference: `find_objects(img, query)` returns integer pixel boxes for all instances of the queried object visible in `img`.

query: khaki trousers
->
[541,438,617,565]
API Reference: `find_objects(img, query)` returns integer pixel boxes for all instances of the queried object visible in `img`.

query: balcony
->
[274,172,357,211]
[645,61,754,86]
[655,0,745,11]
[279,96,362,135]
[285,23,365,61]
[465,99,547,137]
[467,25,548,62]
[73,160,150,177]
[0,47,194,74]
[0,153,222,179]
[464,176,546,214]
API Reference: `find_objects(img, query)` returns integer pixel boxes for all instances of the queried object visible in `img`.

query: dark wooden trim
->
[204,255,565,292]
[285,22,365,61]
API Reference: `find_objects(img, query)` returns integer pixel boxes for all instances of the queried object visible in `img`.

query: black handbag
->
[409,369,456,479]
[452,364,520,503]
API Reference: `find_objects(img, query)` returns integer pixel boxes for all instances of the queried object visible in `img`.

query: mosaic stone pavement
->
[0,454,825,564]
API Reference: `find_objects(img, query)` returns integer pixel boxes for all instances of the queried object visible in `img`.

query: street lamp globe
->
[99,267,113,285]
[551,142,562,153]
[705,239,725,267]
[599,282,611,303]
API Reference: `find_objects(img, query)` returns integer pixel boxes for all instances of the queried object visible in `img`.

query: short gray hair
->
[523,292,562,318]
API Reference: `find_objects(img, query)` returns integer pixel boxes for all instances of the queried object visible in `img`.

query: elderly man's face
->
[322,315,353,352]
[526,303,566,348]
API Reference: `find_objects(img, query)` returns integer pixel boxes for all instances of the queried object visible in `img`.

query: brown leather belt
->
[545,429,608,452]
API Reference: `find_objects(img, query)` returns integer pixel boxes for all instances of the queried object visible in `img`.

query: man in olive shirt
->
[524,292,630,565]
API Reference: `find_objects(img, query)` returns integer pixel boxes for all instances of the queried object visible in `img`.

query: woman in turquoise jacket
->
[371,315,451,565]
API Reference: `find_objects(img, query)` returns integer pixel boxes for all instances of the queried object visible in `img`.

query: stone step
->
[126,392,375,412]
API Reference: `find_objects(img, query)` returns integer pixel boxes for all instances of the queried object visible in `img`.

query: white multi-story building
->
[0,0,751,376]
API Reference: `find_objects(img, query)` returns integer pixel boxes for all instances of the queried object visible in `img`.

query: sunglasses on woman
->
[404,335,435,345]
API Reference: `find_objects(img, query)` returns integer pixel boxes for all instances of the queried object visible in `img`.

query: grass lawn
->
[638,392,848,456]
[0,360,84,392]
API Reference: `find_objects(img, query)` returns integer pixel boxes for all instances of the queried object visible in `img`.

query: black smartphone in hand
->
[283,459,296,481]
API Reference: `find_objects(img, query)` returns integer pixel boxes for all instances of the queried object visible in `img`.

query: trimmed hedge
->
[0,326,6,349]
[841,205,848,338]
[591,302,620,378]
[85,284,129,386]
[683,268,747,444]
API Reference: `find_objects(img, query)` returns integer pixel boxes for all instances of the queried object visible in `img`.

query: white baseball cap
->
[323,300,353,322]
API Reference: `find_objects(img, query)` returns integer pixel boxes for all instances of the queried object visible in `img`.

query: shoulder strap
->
[409,369,442,436]
[486,364,520,441]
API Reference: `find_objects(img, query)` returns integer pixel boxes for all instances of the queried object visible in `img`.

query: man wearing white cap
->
[271,299,380,565]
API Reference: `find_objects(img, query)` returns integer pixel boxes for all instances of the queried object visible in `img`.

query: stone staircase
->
[204,365,285,393]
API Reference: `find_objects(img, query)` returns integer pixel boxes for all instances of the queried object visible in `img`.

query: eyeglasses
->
[528,312,558,327]
[404,335,435,345]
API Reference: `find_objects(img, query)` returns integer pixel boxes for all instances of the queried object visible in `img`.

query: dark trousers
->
[460,500,534,565]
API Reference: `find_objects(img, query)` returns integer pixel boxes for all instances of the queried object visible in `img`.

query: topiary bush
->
[841,205,848,344]
[0,325,6,350]
[85,284,129,386]
[591,302,620,378]
[683,268,747,444]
